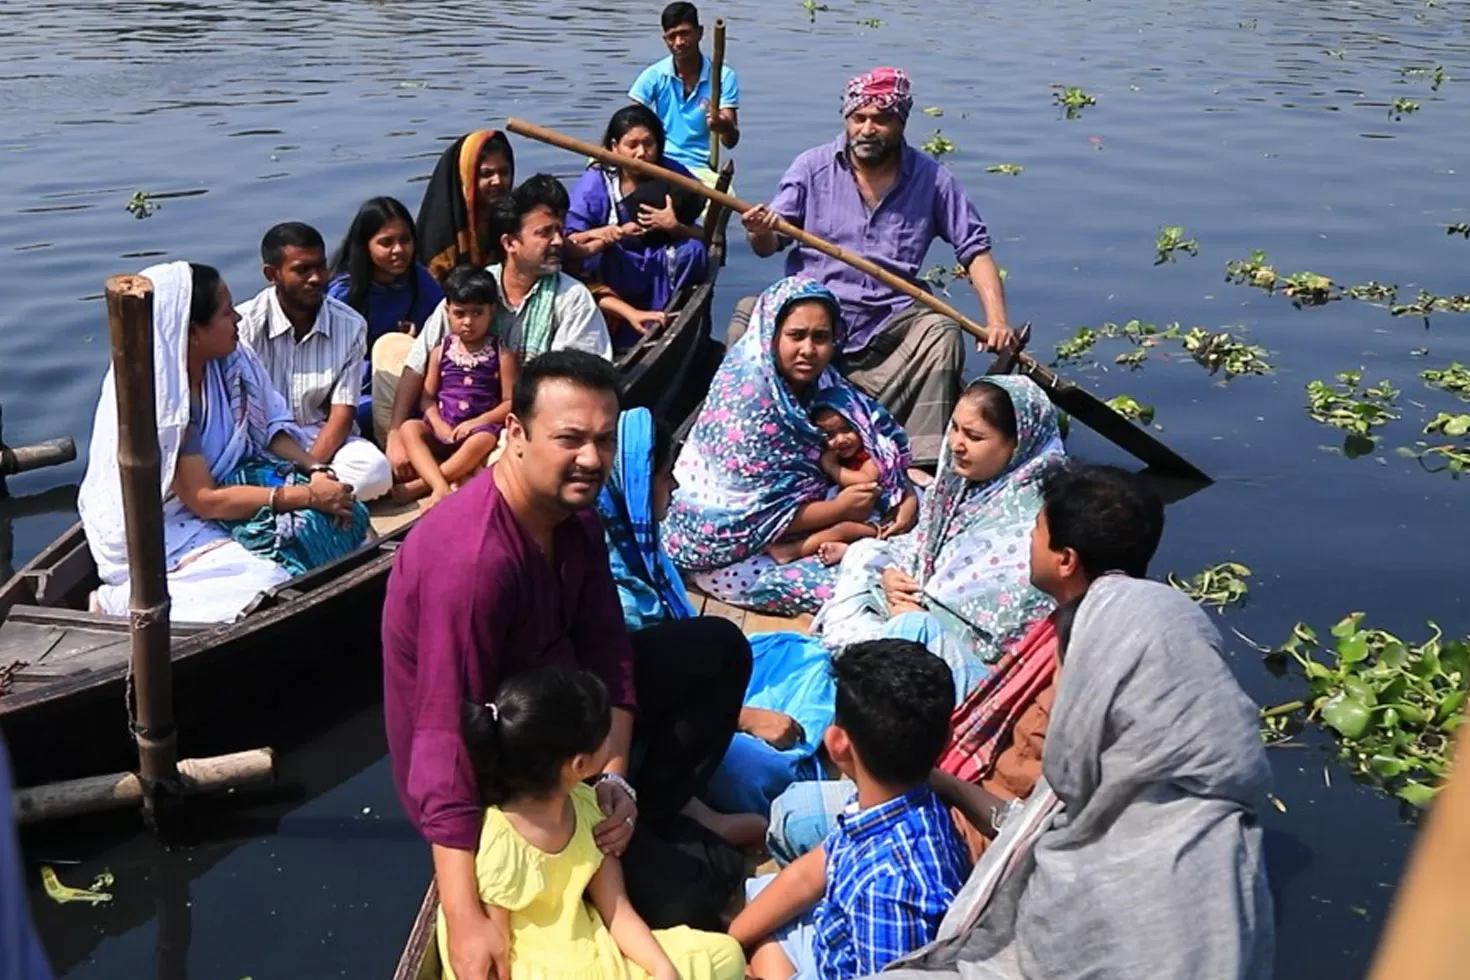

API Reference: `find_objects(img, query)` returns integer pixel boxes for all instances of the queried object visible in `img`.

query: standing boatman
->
[739,68,1015,469]
[628,2,739,186]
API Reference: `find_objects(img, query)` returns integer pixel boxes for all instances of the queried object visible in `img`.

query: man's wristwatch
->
[594,772,638,804]
[304,463,336,480]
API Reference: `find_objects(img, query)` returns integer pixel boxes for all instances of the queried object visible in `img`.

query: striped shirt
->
[236,286,367,429]
[813,785,971,978]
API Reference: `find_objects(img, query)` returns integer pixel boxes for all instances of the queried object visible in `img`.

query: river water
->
[4,0,1468,975]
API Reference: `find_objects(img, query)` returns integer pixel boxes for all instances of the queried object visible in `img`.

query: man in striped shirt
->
[731,639,970,979]
[237,222,392,501]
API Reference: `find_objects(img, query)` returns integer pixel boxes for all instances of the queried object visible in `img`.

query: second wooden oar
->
[507,117,1209,482]
[708,18,726,170]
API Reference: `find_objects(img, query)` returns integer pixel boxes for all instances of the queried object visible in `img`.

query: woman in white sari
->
[78,261,361,623]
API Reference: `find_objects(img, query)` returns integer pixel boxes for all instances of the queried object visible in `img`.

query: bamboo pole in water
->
[105,274,177,813]
[1368,713,1470,979]
[708,18,726,170]
[9,276,273,826]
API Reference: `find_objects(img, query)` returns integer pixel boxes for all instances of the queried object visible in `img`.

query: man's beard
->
[848,134,898,164]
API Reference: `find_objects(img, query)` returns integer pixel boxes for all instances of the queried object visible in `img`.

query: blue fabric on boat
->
[218,459,369,576]
[596,408,698,630]
[766,777,856,867]
[703,631,834,815]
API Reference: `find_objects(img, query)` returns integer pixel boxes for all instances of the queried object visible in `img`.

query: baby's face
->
[814,410,863,460]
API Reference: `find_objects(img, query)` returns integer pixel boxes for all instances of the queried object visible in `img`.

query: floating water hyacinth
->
[1422,362,1470,400]
[1052,86,1097,119]
[985,163,1024,176]
[1169,562,1251,611]
[921,130,956,158]
[1391,97,1420,120]
[1263,615,1469,808]
[125,191,157,219]
[1155,225,1199,264]
[1305,371,1399,457]
[1105,394,1154,425]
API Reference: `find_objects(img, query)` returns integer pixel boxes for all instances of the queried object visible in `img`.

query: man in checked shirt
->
[237,221,393,501]
[731,639,971,979]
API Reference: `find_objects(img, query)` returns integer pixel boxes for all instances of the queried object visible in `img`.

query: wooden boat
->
[0,165,735,789]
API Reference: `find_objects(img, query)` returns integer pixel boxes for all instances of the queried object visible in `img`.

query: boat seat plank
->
[369,499,426,537]
[3,604,209,636]
[0,620,131,684]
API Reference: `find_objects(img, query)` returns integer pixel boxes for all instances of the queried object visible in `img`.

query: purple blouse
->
[382,468,637,850]
[769,136,993,353]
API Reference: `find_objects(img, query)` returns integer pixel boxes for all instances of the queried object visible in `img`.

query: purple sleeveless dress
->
[435,334,503,438]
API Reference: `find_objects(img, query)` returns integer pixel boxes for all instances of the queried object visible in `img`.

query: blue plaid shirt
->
[812,785,971,978]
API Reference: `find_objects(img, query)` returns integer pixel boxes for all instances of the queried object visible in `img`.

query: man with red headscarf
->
[739,68,1015,469]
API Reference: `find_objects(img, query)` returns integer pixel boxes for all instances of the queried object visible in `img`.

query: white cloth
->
[236,286,367,428]
[96,539,290,623]
[403,265,611,375]
[78,261,204,585]
[299,423,391,501]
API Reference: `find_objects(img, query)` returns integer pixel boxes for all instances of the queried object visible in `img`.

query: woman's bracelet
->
[594,772,638,805]
[267,486,281,513]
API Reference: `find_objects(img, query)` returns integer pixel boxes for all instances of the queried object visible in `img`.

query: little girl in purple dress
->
[396,267,519,507]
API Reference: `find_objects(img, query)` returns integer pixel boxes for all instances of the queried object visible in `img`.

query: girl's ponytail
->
[461,700,505,805]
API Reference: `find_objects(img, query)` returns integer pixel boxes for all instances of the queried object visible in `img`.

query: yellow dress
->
[437,785,745,980]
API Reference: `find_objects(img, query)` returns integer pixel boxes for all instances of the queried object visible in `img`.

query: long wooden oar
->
[508,118,1209,482]
[708,19,726,170]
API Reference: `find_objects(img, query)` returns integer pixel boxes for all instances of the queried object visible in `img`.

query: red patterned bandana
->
[842,66,913,121]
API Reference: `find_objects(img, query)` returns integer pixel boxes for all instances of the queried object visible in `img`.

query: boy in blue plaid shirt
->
[730,639,971,979]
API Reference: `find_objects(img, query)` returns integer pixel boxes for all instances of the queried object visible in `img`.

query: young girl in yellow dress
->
[438,666,745,980]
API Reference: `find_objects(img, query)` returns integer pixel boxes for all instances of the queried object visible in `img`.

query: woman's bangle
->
[267,486,280,513]
[594,772,638,805]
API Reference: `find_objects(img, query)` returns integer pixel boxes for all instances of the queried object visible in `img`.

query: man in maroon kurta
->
[383,350,751,980]
[382,430,637,852]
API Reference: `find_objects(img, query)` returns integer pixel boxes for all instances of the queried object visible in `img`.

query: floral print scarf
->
[888,374,1065,658]
[664,276,896,572]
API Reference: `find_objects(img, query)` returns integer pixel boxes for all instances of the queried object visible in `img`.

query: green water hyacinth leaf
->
[1396,781,1440,807]
[1426,412,1470,437]
[1322,692,1373,739]
[1104,394,1154,425]
[985,163,1024,176]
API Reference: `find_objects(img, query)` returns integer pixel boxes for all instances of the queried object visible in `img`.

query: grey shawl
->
[882,576,1275,980]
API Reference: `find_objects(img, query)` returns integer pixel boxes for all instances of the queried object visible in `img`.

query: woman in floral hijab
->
[814,374,1066,665]
[663,276,912,616]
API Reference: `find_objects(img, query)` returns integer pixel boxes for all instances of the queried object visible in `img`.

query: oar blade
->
[1021,362,1211,483]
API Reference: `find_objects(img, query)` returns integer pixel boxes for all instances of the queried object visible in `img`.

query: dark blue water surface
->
[5,0,1470,975]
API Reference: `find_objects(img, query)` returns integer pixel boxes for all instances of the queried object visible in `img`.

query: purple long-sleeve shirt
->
[382,468,637,851]
[769,136,993,353]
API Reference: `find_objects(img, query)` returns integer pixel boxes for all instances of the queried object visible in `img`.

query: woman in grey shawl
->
[882,575,1274,980]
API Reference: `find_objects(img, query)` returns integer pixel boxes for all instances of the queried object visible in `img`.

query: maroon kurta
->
[382,468,637,850]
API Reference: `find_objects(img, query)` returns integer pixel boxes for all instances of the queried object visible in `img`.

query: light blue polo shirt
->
[628,54,739,172]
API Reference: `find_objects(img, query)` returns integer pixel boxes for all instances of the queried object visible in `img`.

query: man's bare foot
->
[683,798,769,850]
[389,480,430,505]
[817,541,848,566]
[766,540,803,565]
